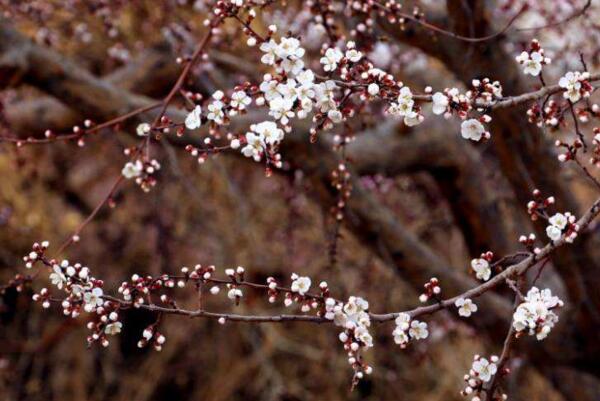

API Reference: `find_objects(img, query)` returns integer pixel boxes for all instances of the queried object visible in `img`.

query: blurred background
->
[1,1,599,401]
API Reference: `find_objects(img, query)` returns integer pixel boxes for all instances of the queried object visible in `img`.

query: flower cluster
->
[419,277,441,303]
[121,158,161,192]
[27,249,125,348]
[319,41,365,74]
[460,355,500,400]
[260,34,305,76]
[545,212,578,242]
[258,46,341,125]
[119,272,179,307]
[387,86,424,127]
[526,189,554,221]
[467,78,503,107]
[139,325,166,351]
[515,39,551,77]
[225,266,245,302]
[431,87,469,119]
[555,138,584,164]
[513,287,563,340]
[266,274,325,311]
[240,121,284,164]
[526,101,564,127]
[392,313,429,348]
[431,79,497,141]
[253,34,353,163]
[324,296,374,381]
[559,71,592,103]
[183,86,255,130]
[23,241,50,269]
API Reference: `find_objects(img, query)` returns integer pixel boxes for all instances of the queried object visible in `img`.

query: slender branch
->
[30,195,599,326]
[492,74,600,109]
[568,100,587,151]
[516,0,592,32]
[55,175,125,255]
[371,1,526,43]
[573,156,600,192]
[150,18,220,128]
[482,294,520,400]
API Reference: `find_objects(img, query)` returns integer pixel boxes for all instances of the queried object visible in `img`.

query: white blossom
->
[185,105,202,130]
[397,87,414,111]
[395,313,411,331]
[548,213,568,230]
[122,160,143,179]
[276,37,305,59]
[105,322,122,335]
[354,326,373,347]
[471,258,491,281]
[314,81,337,112]
[256,121,283,146]
[260,36,306,76]
[546,224,562,241]
[276,79,298,101]
[207,100,225,125]
[49,265,67,289]
[559,71,590,103]
[320,47,343,72]
[345,48,363,63]
[281,57,304,76]
[260,39,278,65]
[268,96,295,124]
[227,288,243,300]
[230,91,251,111]
[516,51,545,76]
[83,287,104,312]
[393,328,409,345]
[136,123,151,136]
[328,109,343,123]
[513,287,563,340]
[546,212,574,241]
[461,119,487,141]
[455,298,478,317]
[431,92,449,115]
[403,110,423,127]
[291,275,311,295]
[241,132,264,161]
[260,75,281,101]
[297,69,315,86]
[367,83,379,96]
[408,320,429,340]
[329,296,370,330]
[472,357,497,382]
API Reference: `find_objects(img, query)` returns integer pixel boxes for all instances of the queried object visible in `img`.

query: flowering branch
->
[2,2,600,398]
